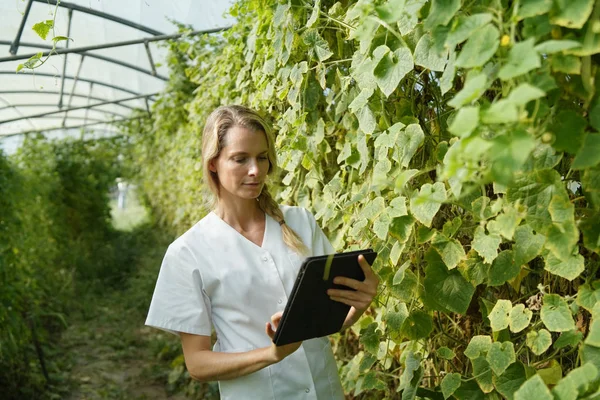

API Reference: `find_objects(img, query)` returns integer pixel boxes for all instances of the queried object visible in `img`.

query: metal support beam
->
[32,0,164,36]
[0,116,145,138]
[0,27,230,63]
[0,92,158,125]
[58,8,74,109]
[0,71,146,96]
[0,41,167,80]
[0,90,136,110]
[62,54,85,126]
[0,96,36,130]
[0,102,128,114]
[9,0,33,55]
[144,41,157,76]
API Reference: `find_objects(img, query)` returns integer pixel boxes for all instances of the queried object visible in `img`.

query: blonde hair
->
[202,105,308,255]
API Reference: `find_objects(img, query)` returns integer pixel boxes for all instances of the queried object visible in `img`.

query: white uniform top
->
[145,205,345,400]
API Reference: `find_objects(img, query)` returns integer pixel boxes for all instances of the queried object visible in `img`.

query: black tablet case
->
[272,249,378,346]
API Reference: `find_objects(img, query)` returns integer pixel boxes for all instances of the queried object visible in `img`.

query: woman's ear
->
[208,159,217,173]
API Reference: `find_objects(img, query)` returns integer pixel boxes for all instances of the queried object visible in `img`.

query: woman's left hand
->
[327,254,379,330]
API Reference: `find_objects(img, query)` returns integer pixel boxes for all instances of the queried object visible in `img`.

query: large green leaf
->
[583,167,600,209]
[517,0,552,19]
[373,45,414,97]
[487,342,516,376]
[509,304,533,333]
[445,13,493,48]
[448,71,487,108]
[472,225,501,264]
[421,248,475,314]
[431,232,466,270]
[572,134,600,170]
[514,375,552,400]
[414,33,447,72]
[550,110,587,154]
[527,329,553,355]
[488,250,520,287]
[448,106,479,138]
[424,0,461,29]
[580,212,600,254]
[494,362,527,400]
[464,335,492,359]
[498,38,541,80]
[409,182,446,227]
[455,24,500,68]
[303,29,333,61]
[550,0,595,29]
[513,224,546,265]
[441,373,461,399]
[395,124,425,167]
[552,363,599,399]
[471,357,494,393]
[488,299,512,331]
[400,309,433,340]
[397,0,427,35]
[541,294,575,332]
[544,251,585,281]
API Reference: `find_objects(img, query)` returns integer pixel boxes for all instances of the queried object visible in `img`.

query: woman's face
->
[209,125,270,201]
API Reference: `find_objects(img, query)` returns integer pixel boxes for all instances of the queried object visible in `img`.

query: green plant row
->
[122,0,600,398]
[0,136,128,399]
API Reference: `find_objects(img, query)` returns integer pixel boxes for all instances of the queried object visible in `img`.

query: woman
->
[145,105,379,399]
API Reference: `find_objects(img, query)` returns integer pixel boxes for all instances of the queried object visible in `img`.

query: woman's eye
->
[259,156,268,161]
[234,158,246,163]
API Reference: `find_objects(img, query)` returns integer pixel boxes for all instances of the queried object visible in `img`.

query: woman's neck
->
[215,197,264,231]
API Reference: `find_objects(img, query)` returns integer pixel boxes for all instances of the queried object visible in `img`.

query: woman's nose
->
[248,159,259,175]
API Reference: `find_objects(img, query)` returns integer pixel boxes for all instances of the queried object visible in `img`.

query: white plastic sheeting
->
[0,0,233,151]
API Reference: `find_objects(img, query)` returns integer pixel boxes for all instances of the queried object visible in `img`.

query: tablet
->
[272,248,378,346]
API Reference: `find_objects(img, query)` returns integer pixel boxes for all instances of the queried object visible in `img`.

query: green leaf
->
[424,0,461,30]
[357,105,376,134]
[442,217,462,238]
[454,380,486,400]
[400,309,433,340]
[448,71,487,108]
[306,0,321,28]
[410,182,446,227]
[554,330,583,350]
[498,39,541,81]
[549,0,595,29]
[514,375,552,400]
[390,196,408,218]
[552,362,599,400]
[591,97,600,131]
[303,29,333,62]
[375,0,407,23]
[572,134,600,169]
[472,225,501,264]
[534,40,581,54]
[51,35,71,44]
[506,83,546,106]
[373,45,413,97]
[396,124,425,167]
[551,54,582,75]
[360,323,382,354]
[464,335,492,359]
[509,304,533,333]
[397,0,427,35]
[488,206,523,240]
[455,24,500,68]
[389,215,414,243]
[414,34,447,72]
[440,50,456,96]
[580,212,600,255]
[541,294,575,332]
[487,342,516,376]
[16,64,24,73]
[32,20,53,40]
[489,299,512,331]
[459,250,490,286]
[448,105,479,138]
[472,357,494,393]
[490,129,537,185]
[445,13,493,48]
[488,250,520,287]
[582,167,600,209]
[543,251,585,281]
[577,282,600,312]
[494,362,527,400]
[386,302,409,332]
[441,373,461,399]
[431,232,466,270]
[526,329,553,355]
[421,248,475,314]
[518,0,552,19]
[550,110,587,154]
[437,346,456,360]
[513,225,546,265]
[537,360,563,386]
[348,88,375,113]
[482,99,518,124]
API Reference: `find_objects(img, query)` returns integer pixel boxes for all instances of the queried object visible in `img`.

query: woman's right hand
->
[265,311,302,362]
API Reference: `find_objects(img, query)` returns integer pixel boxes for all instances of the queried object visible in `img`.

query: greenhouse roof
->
[0,0,233,149]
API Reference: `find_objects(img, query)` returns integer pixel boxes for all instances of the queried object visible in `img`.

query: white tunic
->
[145,205,345,400]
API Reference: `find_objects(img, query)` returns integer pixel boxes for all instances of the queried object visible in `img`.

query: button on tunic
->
[145,205,345,400]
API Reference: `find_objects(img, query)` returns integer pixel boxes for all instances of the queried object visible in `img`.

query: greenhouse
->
[1,0,600,399]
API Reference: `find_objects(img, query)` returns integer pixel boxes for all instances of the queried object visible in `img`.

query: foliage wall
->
[0,137,127,398]
[124,0,600,398]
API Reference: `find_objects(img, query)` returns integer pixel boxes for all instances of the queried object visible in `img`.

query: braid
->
[258,185,308,256]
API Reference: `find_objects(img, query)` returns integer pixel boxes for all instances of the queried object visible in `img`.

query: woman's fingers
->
[266,322,275,339]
